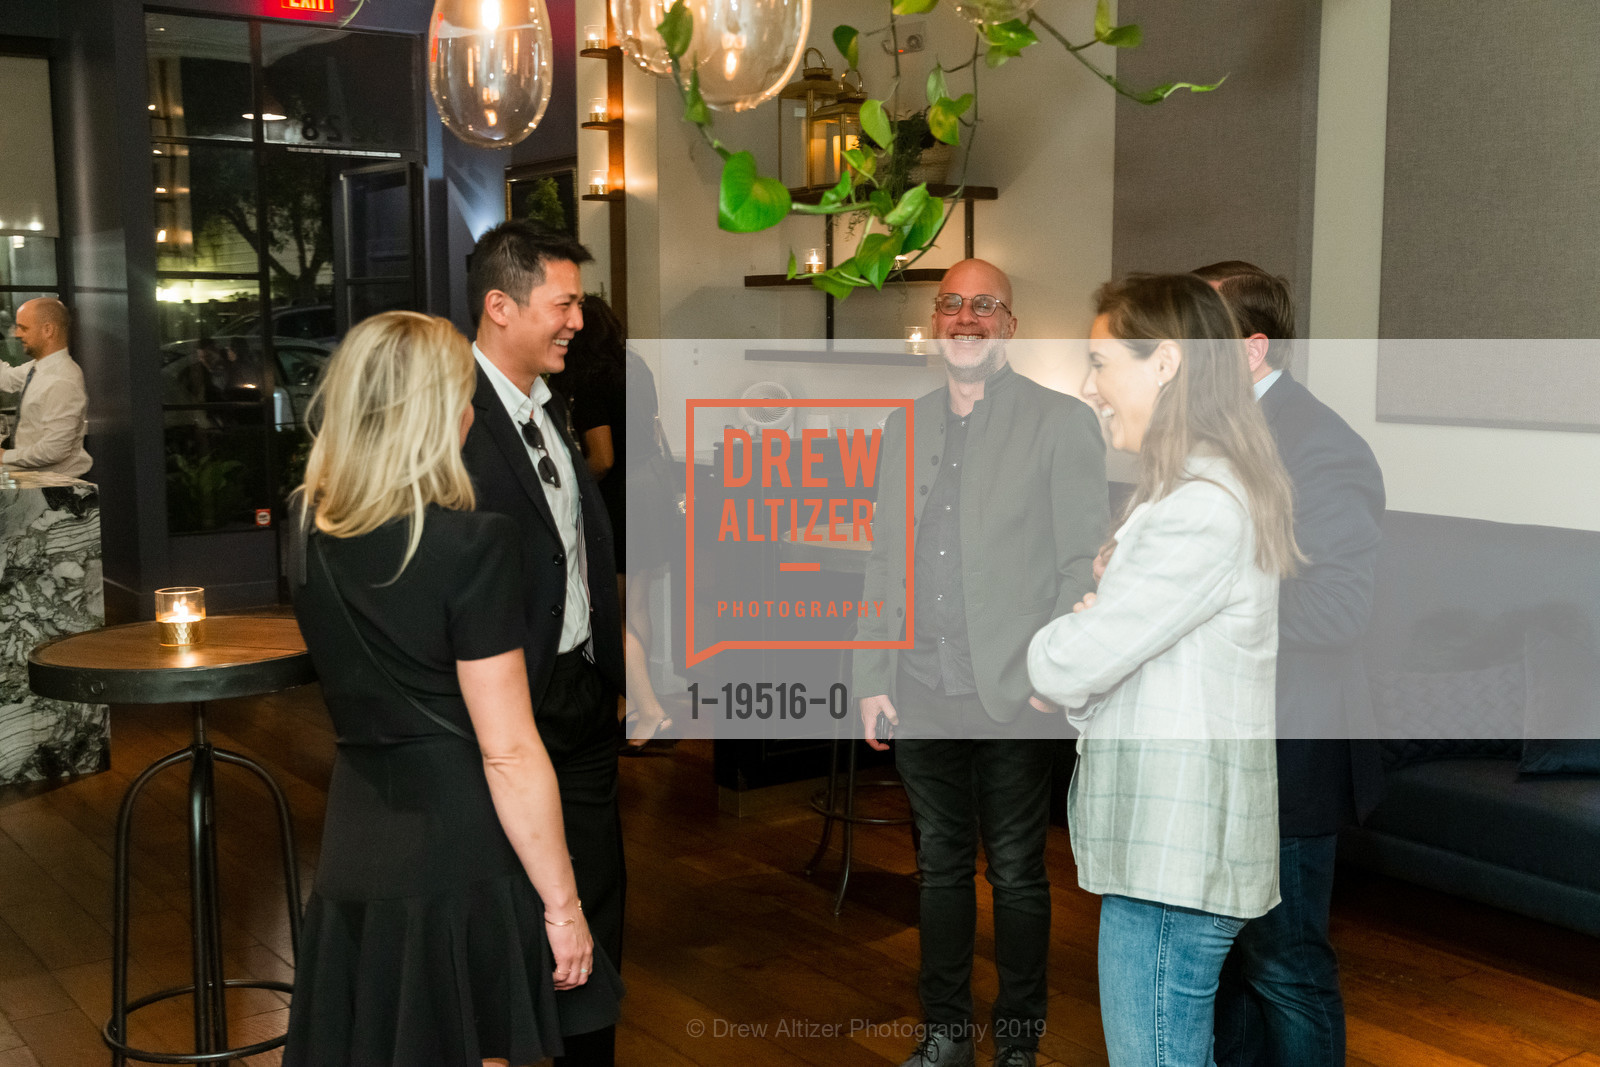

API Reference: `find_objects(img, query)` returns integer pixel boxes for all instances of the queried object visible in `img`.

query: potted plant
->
[884,110,955,195]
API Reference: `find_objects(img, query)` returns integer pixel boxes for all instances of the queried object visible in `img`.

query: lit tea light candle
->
[584,23,605,48]
[155,586,206,647]
[588,97,609,124]
[905,325,926,355]
[804,248,824,274]
[588,170,610,195]
[894,254,909,269]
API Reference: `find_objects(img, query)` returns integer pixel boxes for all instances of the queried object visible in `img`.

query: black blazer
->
[1261,370,1387,837]
[460,365,625,717]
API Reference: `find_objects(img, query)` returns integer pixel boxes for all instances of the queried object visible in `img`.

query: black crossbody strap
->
[312,535,476,743]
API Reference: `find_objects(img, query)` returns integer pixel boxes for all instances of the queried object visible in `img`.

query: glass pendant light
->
[611,0,675,76]
[952,0,1040,25]
[429,0,554,149]
[685,0,810,112]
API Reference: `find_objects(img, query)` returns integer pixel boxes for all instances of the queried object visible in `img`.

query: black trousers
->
[539,650,624,1067]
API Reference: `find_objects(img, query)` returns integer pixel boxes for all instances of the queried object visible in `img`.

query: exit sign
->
[280,0,335,13]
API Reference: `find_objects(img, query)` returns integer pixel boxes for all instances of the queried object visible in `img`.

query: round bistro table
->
[29,616,317,1065]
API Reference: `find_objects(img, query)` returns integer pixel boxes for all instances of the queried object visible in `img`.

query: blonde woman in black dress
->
[285,311,621,1066]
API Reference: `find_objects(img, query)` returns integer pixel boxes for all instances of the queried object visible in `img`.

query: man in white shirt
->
[1,298,91,478]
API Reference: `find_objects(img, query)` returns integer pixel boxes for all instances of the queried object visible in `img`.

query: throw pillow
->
[1370,660,1525,769]
[1519,627,1600,775]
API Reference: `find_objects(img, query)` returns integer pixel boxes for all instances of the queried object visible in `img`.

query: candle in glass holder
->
[804,248,824,274]
[584,23,605,48]
[588,170,610,196]
[588,97,609,124]
[155,586,206,647]
[905,325,927,355]
[894,254,909,270]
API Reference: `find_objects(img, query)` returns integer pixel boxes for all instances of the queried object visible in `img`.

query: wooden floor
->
[1,684,1598,1066]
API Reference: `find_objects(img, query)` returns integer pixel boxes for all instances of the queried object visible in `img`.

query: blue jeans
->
[894,676,1054,1049]
[1097,895,1246,1067]
[1213,834,1344,1067]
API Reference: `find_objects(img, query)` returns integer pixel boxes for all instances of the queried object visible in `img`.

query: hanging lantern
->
[952,0,1041,25]
[428,0,554,149]
[682,0,810,112]
[776,48,839,191]
[611,0,674,76]
[808,70,865,189]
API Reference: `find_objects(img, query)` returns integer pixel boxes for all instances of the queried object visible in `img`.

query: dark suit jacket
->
[1261,370,1387,836]
[461,365,625,732]
[854,363,1109,722]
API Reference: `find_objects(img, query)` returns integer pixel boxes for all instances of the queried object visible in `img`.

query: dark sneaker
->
[898,1030,976,1067]
[993,1046,1036,1067]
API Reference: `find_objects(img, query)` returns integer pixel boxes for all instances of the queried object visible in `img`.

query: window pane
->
[156,279,262,350]
[155,143,259,275]
[344,165,412,279]
[260,24,418,154]
[147,13,253,143]
[165,409,272,534]
[261,151,334,309]
[345,280,415,326]
[0,236,57,288]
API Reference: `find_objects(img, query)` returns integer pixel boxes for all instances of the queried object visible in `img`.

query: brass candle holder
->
[155,586,206,647]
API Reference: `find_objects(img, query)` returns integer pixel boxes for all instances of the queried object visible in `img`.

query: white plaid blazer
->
[1027,456,1281,918]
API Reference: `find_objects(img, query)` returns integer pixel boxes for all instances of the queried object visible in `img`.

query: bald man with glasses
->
[855,260,1109,1067]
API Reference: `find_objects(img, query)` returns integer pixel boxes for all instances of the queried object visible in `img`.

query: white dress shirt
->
[1253,368,1283,400]
[0,348,91,477]
[472,344,590,653]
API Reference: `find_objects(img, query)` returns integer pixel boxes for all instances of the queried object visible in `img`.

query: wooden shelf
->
[744,347,928,366]
[581,120,622,131]
[745,268,944,288]
[580,46,621,59]
[582,191,624,202]
[786,183,998,206]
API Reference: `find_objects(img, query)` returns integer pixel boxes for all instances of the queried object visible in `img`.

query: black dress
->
[284,508,623,1067]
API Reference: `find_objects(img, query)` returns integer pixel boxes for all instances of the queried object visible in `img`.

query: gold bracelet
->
[544,902,583,927]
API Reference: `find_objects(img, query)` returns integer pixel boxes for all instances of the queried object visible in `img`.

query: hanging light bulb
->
[611,0,674,76]
[683,0,810,112]
[428,0,554,149]
[951,0,1040,25]
[612,0,809,111]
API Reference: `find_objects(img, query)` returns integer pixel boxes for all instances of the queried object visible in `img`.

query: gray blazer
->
[854,363,1108,722]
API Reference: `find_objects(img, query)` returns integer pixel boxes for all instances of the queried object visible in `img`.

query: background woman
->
[286,310,621,1066]
[1027,274,1299,1066]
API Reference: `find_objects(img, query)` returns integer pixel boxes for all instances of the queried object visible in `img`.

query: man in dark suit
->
[462,221,625,1066]
[856,259,1109,1067]
[1195,261,1387,1067]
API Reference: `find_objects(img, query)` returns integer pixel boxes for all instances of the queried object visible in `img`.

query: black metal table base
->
[107,702,302,1065]
[804,736,913,915]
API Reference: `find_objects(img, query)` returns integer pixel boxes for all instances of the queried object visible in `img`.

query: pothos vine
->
[659,0,1222,300]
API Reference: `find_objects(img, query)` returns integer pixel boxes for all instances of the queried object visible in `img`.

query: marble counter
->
[0,474,107,786]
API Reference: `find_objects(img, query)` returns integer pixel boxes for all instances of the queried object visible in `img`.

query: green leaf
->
[718,151,792,233]
[786,251,798,280]
[983,18,1037,67]
[833,24,860,69]
[841,147,876,180]
[1094,0,1112,40]
[857,232,906,289]
[813,272,859,299]
[1102,23,1142,48]
[818,171,853,210]
[892,0,939,13]
[869,188,893,218]
[904,195,945,250]
[884,183,930,228]
[927,93,972,145]
[682,69,710,125]
[926,65,949,108]
[859,98,892,150]
[658,0,692,60]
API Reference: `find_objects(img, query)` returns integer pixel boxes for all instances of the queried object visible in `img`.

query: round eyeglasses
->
[933,293,1011,318]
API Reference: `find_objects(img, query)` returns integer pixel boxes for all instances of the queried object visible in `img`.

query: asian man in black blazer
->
[462,221,626,1066]
[1196,261,1387,1067]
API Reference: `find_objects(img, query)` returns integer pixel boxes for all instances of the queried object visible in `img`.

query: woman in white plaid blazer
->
[1027,274,1301,1067]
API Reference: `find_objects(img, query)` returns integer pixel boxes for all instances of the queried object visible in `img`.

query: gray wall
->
[1111,0,1322,341]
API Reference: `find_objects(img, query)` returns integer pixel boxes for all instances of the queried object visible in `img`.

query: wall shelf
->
[580,120,622,132]
[744,268,945,288]
[581,191,624,202]
[578,28,627,327]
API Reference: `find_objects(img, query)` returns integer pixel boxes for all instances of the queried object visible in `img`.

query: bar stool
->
[804,733,914,914]
[29,616,316,1065]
